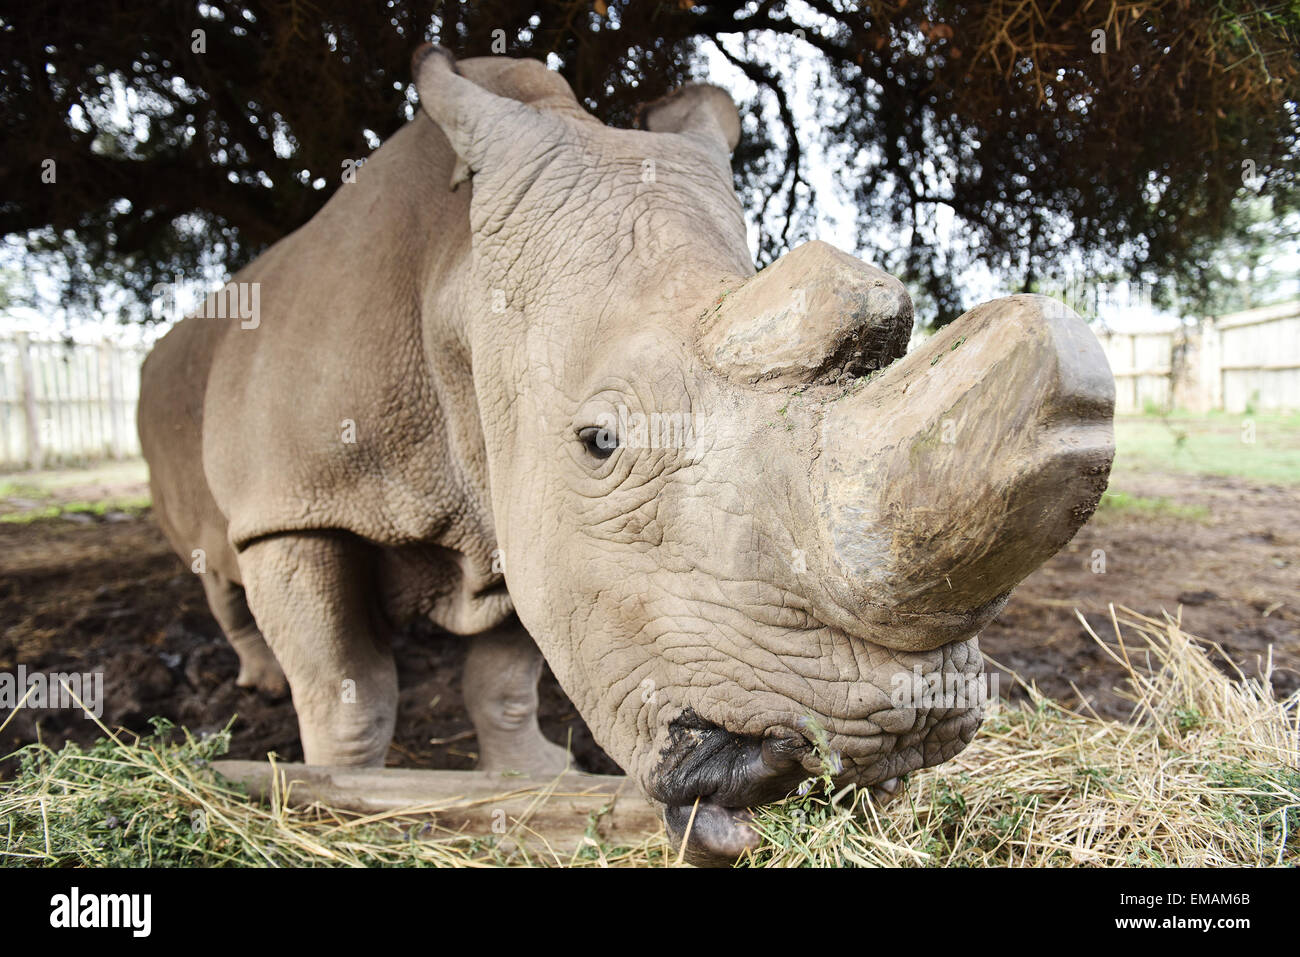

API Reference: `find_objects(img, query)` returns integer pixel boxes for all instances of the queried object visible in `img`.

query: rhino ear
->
[412,44,550,190]
[639,84,741,156]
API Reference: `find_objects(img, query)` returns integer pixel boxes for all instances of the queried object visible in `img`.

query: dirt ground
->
[1,462,1297,778]
[980,469,1299,717]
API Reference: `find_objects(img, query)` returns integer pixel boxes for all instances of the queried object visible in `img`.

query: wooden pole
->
[210,761,665,854]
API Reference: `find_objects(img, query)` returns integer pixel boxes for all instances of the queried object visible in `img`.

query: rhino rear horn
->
[698,241,913,386]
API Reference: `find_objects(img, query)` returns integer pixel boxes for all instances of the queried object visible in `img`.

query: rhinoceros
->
[138,45,1114,864]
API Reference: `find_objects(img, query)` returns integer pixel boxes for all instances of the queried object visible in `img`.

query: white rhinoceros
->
[138,45,1114,863]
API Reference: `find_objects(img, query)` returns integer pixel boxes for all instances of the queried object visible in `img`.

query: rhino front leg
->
[464,620,571,775]
[239,532,398,766]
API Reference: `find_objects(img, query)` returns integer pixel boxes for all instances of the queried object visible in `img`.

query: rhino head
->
[413,47,1114,863]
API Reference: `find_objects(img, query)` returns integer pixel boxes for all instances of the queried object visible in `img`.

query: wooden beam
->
[211,761,666,855]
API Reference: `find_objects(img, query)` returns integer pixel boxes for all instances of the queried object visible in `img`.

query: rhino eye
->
[577,425,618,462]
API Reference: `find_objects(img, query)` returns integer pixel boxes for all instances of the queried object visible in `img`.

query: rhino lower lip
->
[869,776,903,805]
[664,801,761,863]
[666,776,904,865]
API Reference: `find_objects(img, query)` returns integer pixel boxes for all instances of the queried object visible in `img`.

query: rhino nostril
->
[760,732,811,771]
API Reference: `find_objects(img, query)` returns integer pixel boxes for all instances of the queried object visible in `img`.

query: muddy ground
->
[1,465,1297,778]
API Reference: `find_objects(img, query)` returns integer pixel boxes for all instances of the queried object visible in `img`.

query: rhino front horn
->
[699,240,913,386]
[815,294,1115,651]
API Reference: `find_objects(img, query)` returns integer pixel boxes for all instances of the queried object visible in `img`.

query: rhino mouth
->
[650,711,817,865]
[651,710,915,865]
[661,781,905,865]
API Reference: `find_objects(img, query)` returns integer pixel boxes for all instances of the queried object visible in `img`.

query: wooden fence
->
[0,333,151,471]
[1097,301,1300,414]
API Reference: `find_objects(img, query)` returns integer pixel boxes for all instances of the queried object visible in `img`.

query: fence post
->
[102,340,125,459]
[16,332,43,471]
[1200,317,1223,412]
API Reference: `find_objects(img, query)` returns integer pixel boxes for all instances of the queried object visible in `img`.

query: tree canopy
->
[2,0,1297,326]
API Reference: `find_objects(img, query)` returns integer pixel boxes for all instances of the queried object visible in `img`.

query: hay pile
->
[2,608,1295,867]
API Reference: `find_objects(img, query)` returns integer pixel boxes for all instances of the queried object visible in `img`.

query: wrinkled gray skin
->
[139,48,1114,865]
